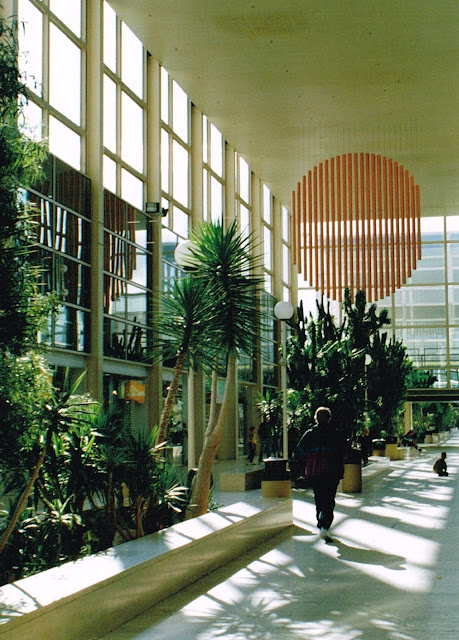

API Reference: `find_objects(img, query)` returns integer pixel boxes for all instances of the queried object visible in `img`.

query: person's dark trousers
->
[311,477,340,530]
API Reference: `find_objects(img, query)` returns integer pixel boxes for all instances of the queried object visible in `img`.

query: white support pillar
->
[86,0,104,402]
[146,56,163,433]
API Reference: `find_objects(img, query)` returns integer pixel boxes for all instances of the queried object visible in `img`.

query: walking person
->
[258,415,271,463]
[297,406,346,543]
[246,426,257,464]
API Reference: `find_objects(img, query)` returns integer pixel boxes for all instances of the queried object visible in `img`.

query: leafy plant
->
[185,221,263,518]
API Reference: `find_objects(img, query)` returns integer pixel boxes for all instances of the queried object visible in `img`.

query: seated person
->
[356,428,372,466]
[402,429,419,449]
[433,451,448,476]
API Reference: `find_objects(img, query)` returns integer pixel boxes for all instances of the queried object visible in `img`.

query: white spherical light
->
[274,300,294,320]
[174,240,198,269]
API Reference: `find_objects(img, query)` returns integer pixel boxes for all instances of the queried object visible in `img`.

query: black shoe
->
[319,528,334,543]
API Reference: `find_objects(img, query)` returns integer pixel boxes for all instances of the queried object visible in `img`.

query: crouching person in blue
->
[297,406,345,543]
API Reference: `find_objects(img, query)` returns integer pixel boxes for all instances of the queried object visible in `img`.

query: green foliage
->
[0,14,50,353]
[154,275,220,374]
[407,369,437,388]
[0,399,188,585]
[366,332,413,436]
[189,220,263,359]
[287,289,412,446]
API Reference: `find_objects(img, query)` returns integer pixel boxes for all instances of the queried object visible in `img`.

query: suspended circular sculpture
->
[291,153,421,302]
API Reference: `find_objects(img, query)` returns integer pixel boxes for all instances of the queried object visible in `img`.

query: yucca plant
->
[153,275,220,448]
[185,220,263,518]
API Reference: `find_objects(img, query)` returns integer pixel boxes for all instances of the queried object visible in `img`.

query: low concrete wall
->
[0,499,292,640]
[219,468,263,491]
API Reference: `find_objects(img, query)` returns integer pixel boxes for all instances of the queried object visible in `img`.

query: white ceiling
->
[108,0,459,216]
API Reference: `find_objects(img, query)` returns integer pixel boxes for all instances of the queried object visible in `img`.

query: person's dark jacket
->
[297,422,346,481]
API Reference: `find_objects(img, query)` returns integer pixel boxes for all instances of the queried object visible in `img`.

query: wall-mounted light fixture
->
[145,202,169,217]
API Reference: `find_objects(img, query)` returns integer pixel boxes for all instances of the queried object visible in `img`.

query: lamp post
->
[364,353,372,428]
[273,300,294,460]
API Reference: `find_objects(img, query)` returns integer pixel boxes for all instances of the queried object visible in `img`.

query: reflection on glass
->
[126,284,147,318]
[130,250,147,287]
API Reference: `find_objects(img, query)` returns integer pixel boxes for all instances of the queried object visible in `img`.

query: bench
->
[0,498,292,640]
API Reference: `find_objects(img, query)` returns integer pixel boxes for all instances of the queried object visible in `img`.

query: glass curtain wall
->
[16,0,294,451]
[298,214,459,387]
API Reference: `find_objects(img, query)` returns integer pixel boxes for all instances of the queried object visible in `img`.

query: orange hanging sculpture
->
[292,152,421,302]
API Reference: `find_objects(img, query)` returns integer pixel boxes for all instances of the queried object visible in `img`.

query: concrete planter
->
[340,463,362,493]
[385,443,399,460]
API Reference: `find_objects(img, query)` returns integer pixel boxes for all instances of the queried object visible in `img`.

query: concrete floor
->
[98,434,459,640]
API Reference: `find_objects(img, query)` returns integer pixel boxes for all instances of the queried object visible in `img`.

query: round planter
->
[385,443,399,460]
[341,463,362,493]
[424,434,433,444]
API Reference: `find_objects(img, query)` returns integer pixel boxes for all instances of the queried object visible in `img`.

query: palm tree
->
[185,220,262,518]
[154,275,219,448]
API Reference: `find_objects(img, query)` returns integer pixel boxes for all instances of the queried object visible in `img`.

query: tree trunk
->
[185,354,236,519]
[155,350,186,447]
[0,446,47,557]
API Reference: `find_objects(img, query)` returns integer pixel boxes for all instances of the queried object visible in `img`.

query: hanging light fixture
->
[292,152,421,302]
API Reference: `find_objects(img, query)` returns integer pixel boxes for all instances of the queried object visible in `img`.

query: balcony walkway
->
[98,433,459,640]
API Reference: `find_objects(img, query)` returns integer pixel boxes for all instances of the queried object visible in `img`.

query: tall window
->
[103,1,146,210]
[103,191,153,361]
[236,153,251,239]
[203,116,224,224]
[29,155,91,352]
[160,68,191,241]
[18,0,84,169]
[262,184,273,294]
[281,205,291,301]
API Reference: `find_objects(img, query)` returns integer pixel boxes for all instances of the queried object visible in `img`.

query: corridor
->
[99,435,459,640]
